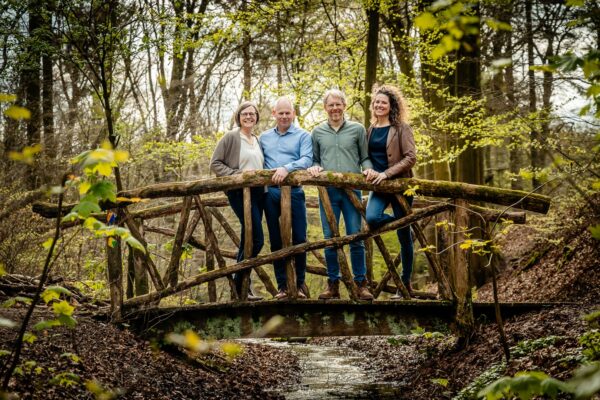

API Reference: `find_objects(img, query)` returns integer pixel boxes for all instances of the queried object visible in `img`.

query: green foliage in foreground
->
[478,363,600,400]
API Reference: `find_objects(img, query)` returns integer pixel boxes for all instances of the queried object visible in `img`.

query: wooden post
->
[194,196,238,300]
[122,202,452,307]
[280,186,297,298]
[319,187,358,300]
[204,212,217,302]
[106,231,123,319]
[208,204,277,297]
[164,196,192,287]
[208,206,241,247]
[365,237,374,289]
[395,195,455,301]
[240,187,253,300]
[436,212,453,296]
[451,199,475,346]
[121,210,165,291]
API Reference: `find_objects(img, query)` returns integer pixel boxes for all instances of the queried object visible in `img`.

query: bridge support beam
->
[451,199,475,345]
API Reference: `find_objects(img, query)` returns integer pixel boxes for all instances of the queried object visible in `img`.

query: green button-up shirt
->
[311,119,373,173]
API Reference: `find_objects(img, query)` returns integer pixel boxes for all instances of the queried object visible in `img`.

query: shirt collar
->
[327,119,346,132]
[274,124,297,136]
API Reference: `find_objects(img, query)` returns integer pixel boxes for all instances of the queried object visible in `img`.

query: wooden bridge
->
[34,170,551,338]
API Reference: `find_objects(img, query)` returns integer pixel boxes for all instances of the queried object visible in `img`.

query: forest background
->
[0,0,599,302]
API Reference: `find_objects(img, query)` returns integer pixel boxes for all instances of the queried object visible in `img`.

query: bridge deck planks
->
[123,300,568,339]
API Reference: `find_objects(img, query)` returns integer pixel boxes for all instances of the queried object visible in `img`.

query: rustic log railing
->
[33,171,550,331]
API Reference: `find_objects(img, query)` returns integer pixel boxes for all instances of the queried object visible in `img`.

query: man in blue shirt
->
[259,97,312,299]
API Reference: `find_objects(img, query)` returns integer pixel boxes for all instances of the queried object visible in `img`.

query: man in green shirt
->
[308,89,376,300]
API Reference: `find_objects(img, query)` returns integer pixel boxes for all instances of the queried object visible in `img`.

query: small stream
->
[241,339,404,399]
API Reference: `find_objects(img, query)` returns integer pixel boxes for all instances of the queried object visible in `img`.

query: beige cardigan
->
[209,128,262,177]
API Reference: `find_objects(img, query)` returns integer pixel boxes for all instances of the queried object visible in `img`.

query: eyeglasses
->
[240,112,257,117]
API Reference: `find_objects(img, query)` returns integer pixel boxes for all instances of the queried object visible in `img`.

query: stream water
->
[241,338,404,399]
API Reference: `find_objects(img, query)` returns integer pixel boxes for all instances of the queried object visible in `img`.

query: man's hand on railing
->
[307,166,323,177]
[271,167,289,184]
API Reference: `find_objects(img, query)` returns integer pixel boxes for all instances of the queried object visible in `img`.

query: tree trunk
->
[41,0,55,163]
[526,0,541,189]
[381,1,413,78]
[363,2,379,127]
[24,0,43,189]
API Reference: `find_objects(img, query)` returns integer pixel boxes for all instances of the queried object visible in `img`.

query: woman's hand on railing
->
[363,168,385,184]
[307,166,323,177]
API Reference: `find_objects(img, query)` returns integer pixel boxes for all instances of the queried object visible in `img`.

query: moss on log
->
[116,170,550,213]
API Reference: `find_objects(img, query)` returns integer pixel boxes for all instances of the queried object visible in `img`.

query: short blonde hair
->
[322,89,346,106]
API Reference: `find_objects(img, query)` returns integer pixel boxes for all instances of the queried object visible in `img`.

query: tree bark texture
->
[115,171,550,213]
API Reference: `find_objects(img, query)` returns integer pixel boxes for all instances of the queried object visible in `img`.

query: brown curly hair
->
[369,84,409,127]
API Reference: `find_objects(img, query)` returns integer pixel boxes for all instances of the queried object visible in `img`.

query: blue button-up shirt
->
[259,124,313,172]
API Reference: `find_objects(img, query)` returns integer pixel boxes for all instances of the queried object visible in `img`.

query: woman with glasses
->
[363,85,417,298]
[210,101,264,301]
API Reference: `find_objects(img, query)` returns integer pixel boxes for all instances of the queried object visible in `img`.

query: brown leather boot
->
[357,280,374,301]
[318,280,340,299]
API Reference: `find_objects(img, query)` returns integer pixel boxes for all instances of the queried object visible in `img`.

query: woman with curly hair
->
[363,84,417,298]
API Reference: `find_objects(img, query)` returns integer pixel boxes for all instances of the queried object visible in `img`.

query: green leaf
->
[566,0,584,6]
[89,180,116,203]
[79,181,91,195]
[72,201,102,218]
[589,224,600,241]
[57,314,77,328]
[42,238,55,250]
[94,162,113,177]
[52,300,74,317]
[61,211,80,223]
[222,342,243,359]
[23,332,37,344]
[2,296,32,308]
[125,236,146,253]
[41,286,72,304]
[431,378,449,387]
[415,12,437,31]
[4,105,31,120]
[61,352,81,364]
[0,93,17,102]
[33,319,62,331]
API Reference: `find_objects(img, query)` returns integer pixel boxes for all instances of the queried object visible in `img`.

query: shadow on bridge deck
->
[123,300,564,339]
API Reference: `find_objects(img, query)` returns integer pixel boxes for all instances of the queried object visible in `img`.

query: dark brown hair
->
[369,84,409,127]
[235,101,260,127]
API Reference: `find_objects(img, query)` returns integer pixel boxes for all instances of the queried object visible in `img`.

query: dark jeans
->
[264,186,307,291]
[319,187,366,282]
[365,192,414,285]
[226,187,265,295]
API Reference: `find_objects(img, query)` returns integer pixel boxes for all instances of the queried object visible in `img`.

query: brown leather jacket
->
[367,122,417,178]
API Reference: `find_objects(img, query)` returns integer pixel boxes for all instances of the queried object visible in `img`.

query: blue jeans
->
[226,187,265,295]
[264,186,307,291]
[365,192,414,285]
[319,188,366,283]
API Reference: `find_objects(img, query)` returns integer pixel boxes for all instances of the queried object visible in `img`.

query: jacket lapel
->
[386,125,398,149]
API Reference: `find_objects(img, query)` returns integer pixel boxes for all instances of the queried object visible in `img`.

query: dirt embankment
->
[0,307,300,399]
[315,197,600,399]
